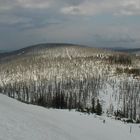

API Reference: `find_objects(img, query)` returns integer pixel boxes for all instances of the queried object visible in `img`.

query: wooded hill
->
[0,43,140,122]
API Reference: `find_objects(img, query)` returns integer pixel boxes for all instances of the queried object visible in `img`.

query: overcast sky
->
[0,0,140,50]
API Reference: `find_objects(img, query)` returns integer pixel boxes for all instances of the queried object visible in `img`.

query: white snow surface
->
[0,94,140,140]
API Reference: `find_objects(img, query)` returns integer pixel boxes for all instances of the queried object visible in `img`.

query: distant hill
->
[0,43,115,61]
[0,50,8,53]
[111,47,140,54]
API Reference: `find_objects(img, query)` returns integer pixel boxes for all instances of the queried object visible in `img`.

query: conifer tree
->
[96,99,102,115]
[91,98,95,113]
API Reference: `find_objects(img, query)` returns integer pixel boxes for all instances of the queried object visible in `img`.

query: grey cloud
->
[59,0,85,6]
[61,0,140,16]
[0,0,140,50]
[93,34,136,43]
[0,1,65,29]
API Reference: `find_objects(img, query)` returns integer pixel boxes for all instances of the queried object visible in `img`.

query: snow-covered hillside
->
[0,94,140,140]
[0,43,140,121]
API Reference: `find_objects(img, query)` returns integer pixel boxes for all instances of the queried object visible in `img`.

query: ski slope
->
[0,94,140,140]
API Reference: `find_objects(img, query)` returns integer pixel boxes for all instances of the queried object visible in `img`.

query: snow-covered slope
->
[0,43,140,121]
[0,94,140,140]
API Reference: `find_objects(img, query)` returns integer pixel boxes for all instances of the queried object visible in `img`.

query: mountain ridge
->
[0,43,116,62]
